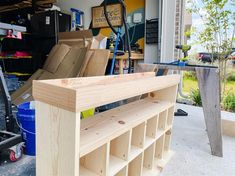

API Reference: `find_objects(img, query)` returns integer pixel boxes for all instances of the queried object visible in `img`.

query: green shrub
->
[223,92,235,112]
[226,72,235,82]
[190,89,202,106]
[184,71,197,80]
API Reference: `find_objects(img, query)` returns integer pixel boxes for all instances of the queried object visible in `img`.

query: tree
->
[187,0,235,94]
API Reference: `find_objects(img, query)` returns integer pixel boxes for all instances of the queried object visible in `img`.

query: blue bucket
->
[17,101,36,156]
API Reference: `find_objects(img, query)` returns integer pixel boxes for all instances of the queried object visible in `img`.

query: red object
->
[14,51,30,57]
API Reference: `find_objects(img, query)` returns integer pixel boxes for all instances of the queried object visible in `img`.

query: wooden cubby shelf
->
[33,73,180,176]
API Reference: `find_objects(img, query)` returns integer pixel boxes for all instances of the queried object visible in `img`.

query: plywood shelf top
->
[33,73,180,112]
[80,98,173,157]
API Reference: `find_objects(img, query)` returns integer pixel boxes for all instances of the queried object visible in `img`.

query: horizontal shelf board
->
[109,155,127,176]
[144,136,155,150]
[80,98,173,157]
[80,166,99,176]
[129,145,143,162]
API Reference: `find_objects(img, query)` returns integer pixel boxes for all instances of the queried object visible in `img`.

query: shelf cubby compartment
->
[114,166,128,176]
[128,154,143,176]
[164,129,172,153]
[158,110,168,131]
[132,122,146,148]
[167,106,175,126]
[130,122,146,161]
[109,131,131,175]
[80,144,108,176]
[155,134,165,160]
[143,143,155,170]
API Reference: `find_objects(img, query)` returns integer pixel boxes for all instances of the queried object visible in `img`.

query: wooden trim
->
[33,73,180,112]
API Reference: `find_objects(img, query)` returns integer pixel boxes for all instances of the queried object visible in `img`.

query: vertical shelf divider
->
[143,143,156,170]
[155,134,165,160]
[128,154,144,176]
[131,122,146,148]
[146,115,159,139]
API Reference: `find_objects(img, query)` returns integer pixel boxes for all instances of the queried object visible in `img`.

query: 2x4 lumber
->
[36,101,80,176]
[33,74,180,112]
[80,98,173,157]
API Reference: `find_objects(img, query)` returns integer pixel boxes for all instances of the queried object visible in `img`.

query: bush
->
[226,72,235,82]
[184,71,197,80]
[223,92,235,112]
[190,89,202,106]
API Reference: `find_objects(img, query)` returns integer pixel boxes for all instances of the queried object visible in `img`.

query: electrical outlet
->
[133,13,142,24]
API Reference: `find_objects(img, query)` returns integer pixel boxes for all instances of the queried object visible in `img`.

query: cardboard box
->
[58,30,93,47]
[12,69,56,105]
[43,44,71,73]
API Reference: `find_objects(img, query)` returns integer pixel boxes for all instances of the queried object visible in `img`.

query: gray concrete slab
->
[161,104,235,176]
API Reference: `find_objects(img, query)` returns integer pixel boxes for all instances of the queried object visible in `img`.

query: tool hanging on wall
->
[70,8,84,31]
[104,0,132,75]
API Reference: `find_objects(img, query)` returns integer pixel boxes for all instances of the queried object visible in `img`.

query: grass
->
[182,77,235,95]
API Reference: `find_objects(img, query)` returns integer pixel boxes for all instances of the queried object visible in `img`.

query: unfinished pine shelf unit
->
[33,72,180,176]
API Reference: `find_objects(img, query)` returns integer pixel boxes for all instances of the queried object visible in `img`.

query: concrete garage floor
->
[160,104,235,176]
[0,100,234,175]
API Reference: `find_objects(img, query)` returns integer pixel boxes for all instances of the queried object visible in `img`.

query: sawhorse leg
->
[196,68,223,157]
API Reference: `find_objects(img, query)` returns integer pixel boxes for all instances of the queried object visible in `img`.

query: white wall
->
[57,0,103,29]
[144,0,159,64]
[160,0,176,62]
